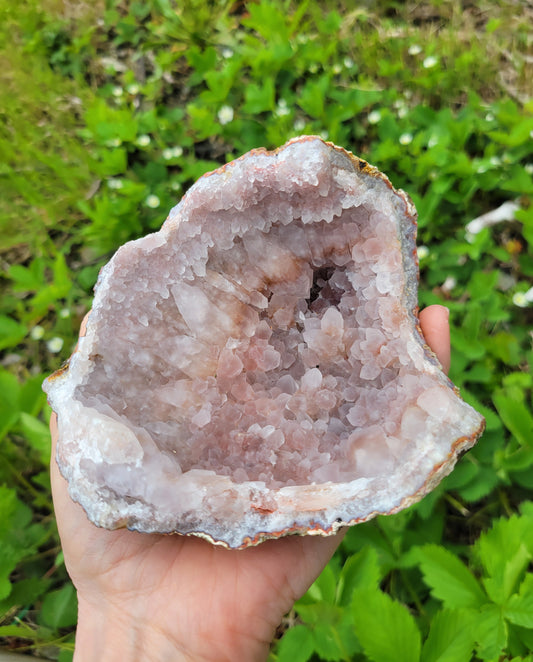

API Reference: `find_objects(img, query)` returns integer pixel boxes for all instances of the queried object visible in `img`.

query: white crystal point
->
[44,136,485,549]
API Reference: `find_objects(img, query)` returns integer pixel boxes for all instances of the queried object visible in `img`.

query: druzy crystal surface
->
[44,137,484,548]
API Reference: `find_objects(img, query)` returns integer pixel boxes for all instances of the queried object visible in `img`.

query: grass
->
[0,0,532,660]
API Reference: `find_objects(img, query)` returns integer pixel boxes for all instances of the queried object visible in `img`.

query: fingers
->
[419,304,451,374]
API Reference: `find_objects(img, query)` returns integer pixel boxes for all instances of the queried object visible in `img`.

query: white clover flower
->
[397,106,408,118]
[136,134,151,147]
[172,146,184,158]
[513,292,529,308]
[112,86,123,97]
[368,110,381,125]
[442,276,457,292]
[408,44,423,56]
[127,83,140,95]
[423,55,438,69]
[30,325,45,340]
[485,112,495,122]
[107,178,124,189]
[221,47,233,59]
[145,194,160,208]
[106,137,122,147]
[293,118,306,131]
[170,181,182,191]
[59,308,71,319]
[343,57,354,68]
[417,246,430,260]
[399,133,413,145]
[218,105,234,125]
[428,135,439,148]
[162,148,174,160]
[47,337,64,353]
[332,63,342,74]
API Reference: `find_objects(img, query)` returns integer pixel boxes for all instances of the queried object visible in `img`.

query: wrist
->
[74,595,191,662]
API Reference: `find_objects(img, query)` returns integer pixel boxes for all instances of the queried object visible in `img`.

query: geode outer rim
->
[45,136,485,549]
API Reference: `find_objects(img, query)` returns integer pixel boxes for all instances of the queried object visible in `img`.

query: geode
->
[44,136,485,549]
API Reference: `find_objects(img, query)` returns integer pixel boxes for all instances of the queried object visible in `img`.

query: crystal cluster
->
[44,137,485,548]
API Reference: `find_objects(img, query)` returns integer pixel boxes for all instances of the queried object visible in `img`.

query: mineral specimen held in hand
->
[44,136,485,548]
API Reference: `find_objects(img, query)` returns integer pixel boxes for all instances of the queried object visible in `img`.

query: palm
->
[50,305,449,661]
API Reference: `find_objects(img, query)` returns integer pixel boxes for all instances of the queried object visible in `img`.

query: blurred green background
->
[0,0,532,659]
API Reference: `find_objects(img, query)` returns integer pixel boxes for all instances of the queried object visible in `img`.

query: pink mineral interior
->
[44,137,485,548]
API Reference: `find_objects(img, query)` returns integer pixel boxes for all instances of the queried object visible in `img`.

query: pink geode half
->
[44,136,485,548]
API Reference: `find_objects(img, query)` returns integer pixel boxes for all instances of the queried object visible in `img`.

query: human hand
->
[50,304,450,662]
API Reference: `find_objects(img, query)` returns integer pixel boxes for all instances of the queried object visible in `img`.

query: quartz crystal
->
[44,136,485,548]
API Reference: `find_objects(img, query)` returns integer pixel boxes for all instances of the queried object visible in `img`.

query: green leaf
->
[17,412,51,464]
[0,314,27,351]
[40,583,78,629]
[475,604,508,660]
[504,574,533,628]
[415,545,487,609]
[306,562,337,604]
[338,546,380,606]
[276,625,314,662]
[352,587,421,662]
[493,389,533,448]
[483,544,531,605]
[421,609,476,662]
[242,79,275,114]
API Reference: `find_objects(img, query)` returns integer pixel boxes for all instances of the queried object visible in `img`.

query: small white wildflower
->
[525,164,533,175]
[343,57,354,68]
[512,292,528,308]
[399,133,413,145]
[107,178,124,189]
[47,337,64,353]
[106,137,122,147]
[397,106,408,118]
[477,164,488,174]
[293,118,306,131]
[442,276,457,292]
[112,86,123,97]
[404,90,413,99]
[170,181,182,191]
[136,134,151,147]
[59,308,71,319]
[333,63,342,74]
[218,105,234,125]
[221,47,233,59]
[127,83,140,95]
[172,146,183,158]
[489,156,501,167]
[485,112,495,122]
[428,135,439,148]
[368,110,381,125]
[30,325,45,340]
[423,55,438,69]
[408,44,423,56]
[145,194,160,208]
[417,246,430,260]
[275,99,290,117]
[162,148,174,160]
[525,287,533,303]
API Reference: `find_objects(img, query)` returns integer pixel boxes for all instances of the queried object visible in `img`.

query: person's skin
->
[50,304,450,662]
